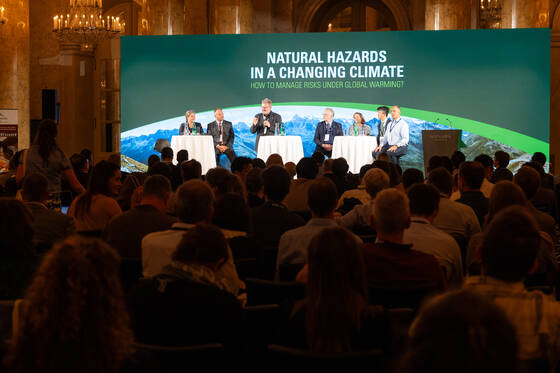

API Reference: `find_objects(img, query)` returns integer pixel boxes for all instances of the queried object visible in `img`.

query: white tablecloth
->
[331,136,378,174]
[170,135,216,174]
[257,136,304,164]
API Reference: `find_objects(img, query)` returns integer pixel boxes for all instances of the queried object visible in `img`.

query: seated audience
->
[450,156,494,200]
[132,224,243,347]
[245,168,265,208]
[284,161,297,179]
[116,173,144,212]
[336,164,374,211]
[180,159,202,182]
[451,150,466,176]
[147,154,160,172]
[336,168,390,230]
[363,188,446,290]
[252,158,266,169]
[427,167,481,243]
[283,157,318,213]
[205,167,245,200]
[281,227,389,353]
[463,206,560,370]
[104,175,176,259]
[141,180,244,296]
[213,192,250,238]
[404,184,463,287]
[172,149,189,190]
[5,236,134,373]
[160,147,173,165]
[23,173,75,249]
[324,158,351,197]
[491,150,513,183]
[251,166,305,249]
[68,160,122,232]
[531,151,554,189]
[277,178,361,275]
[266,153,284,167]
[400,290,517,373]
[69,153,90,189]
[402,168,424,189]
[440,156,453,174]
[523,161,557,220]
[230,156,253,183]
[454,161,489,227]
[0,198,40,300]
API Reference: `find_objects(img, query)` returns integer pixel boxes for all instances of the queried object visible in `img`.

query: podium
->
[421,130,461,173]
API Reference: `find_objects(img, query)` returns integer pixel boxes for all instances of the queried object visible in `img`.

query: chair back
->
[245,278,305,306]
[278,263,304,282]
[368,284,440,311]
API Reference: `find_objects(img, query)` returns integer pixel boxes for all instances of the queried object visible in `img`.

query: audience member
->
[277,178,361,275]
[282,227,389,353]
[404,184,463,287]
[440,156,453,174]
[245,168,265,208]
[324,158,351,197]
[104,175,176,259]
[23,173,75,249]
[0,198,40,300]
[454,161,489,226]
[427,167,481,243]
[116,173,143,212]
[451,150,466,175]
[283,157,318,213]
[336,168,390,230]
[171,149,190,191]
[131,224,243,347]
[180,159,202,182]
[284,161,296,179]
[251,158,266,169]
[400,290,517,373]
[5,236,134,373]
[176,149,189,165]
[213,192,250,238]
[68,160,122,231]
[79,148,92,173]
[463,206,560,370]
[251,166,305,249]
[205,167,245,200]
[69,153,90,189]
[160,147,173,164]
[402,168,424,189]
[147,154,160,170]
[523,161,557,220]
[363,189,446,290]
[266,153,284,167]
[141,180,244,296]
[531,151,553,189]
[336,164,374,212]
[148,161,173,182]
[491,151,513,183]
[231,156,253,183]
[427,156,443,174]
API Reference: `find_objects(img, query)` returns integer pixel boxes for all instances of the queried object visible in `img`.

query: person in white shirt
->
[404,183,463,287]
[372,105,409,164]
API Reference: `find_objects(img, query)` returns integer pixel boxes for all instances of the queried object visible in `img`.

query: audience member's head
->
[245,168,264,195]
[33,119,58,162]
[106,153,121,169]
[251,158,266,169]
[481,206,540,282]
[284,162,296,179]
[401,290,517,373]
[231,157,253,182]
[402,168,424,189]
[265,153,284,167]
[474,154,493,180]
[0,198,34,256]
[458,161,485,192]
[22,173,49,203]
[363,168,390,198]
[531,151,547,167]
[332,158,349,178]
[451,151,466,171]
[486,181,527,225]
[80,148,92,166]
[70,153,88,174]
[513,166,541,200]
[428,156,443,173]
[262,166,291,202]
[173,224,228,271]
[206,167,230,194]
[296,157,319,180]
[373,189,410,236]
[522,161,546,186]
[311,151,325,167]
[407,183,440,220]
[74,160,121,220]
[212,192,250,233]
[175,180,214,224]
[160,147,173,162]
[147,154,160,169]
[427,167,453,196]
[440,156,453,174]
[373,160,401,187]
[307,178,338,218]
[376,152,390,163]
[5,236,133,373]
[323,158,335,173]
[148,161,173,181]
[141,175,172,207]
[176,149,189,164]
[359,164,374,181]
[180,159,202,182]
[306,226,367,353]
[494,151,510,168]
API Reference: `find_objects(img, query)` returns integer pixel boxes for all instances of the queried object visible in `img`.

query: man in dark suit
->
[250,98,282,151]
[375,106,390,146]
[207,108,236,166]
[313,108,343,158]
[179,110,203,135]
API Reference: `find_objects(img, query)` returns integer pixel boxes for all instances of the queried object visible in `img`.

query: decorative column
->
[425,0,472,30]
[210,0,253,34]
[0,0,30,150]
[138,0,185,35]
[500,0,550,28]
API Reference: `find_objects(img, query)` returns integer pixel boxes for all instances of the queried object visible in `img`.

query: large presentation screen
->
[120,28,550,172]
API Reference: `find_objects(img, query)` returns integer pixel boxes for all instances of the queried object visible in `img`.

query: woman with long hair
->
[4,236,134,373]
[68,160,122,231]
[347,112,371,136]
[284,227,388,353]
[16,120,85,198]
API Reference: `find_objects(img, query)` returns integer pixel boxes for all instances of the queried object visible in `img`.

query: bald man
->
[372,105,409,164]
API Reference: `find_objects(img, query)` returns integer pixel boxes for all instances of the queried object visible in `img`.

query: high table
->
[257,135,305,164]
[331,136,378,174]
[170,135,216,174]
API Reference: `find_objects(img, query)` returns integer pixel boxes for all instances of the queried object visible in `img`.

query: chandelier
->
[480,0,502,28]
[52,0,124,51]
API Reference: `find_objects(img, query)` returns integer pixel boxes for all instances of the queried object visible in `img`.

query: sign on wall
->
[0,109,18,171]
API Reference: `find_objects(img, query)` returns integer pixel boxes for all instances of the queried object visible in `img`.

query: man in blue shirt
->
[313,108,343,158]
[372,105,409,164]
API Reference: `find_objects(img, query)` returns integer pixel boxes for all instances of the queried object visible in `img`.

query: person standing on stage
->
[314,108,343,158]
[372,105,409,164]
[251,98,282,151]
[347,112,371,136]
[179,110,203,135]
[207,108,236,166]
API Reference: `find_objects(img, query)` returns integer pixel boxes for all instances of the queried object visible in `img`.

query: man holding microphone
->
[251,98,282,151]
